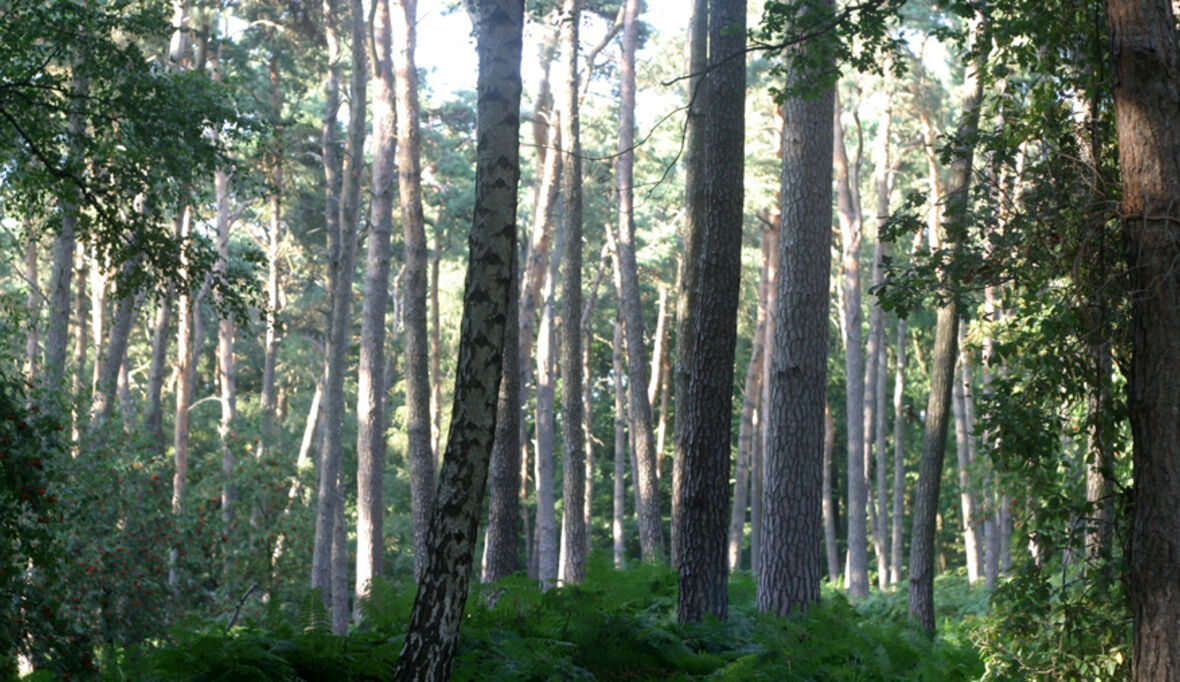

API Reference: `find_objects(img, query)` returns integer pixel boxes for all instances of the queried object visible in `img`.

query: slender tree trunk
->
[580,249,608,556]
[312,0,365,626]
[144,294,171,455]
[355,0,397,609]
[613,318,627,569]
[483,263,521,583]
[212,58,238,528]
[908,12,986,631]
[757,3,834,612]
[834,94,868,599]
[890,318,907,586]
[953,346,981,582]
[397,0,434,583]
[867,104,894,590]
[729,282,766,572]
[24,234,40,384]
[430,246,442,465]
[534,224,562,586]
[261,56,284,447]
[822,401,840,581]
[42,72,88,402]
[90,273,137,428]
[557,0,586,585]
[170,205,197,589]
[391,1,521,673]
[614,0,663,566]
[1106,0,1180,677]
[673,0,708,568]
[752,214,780,578]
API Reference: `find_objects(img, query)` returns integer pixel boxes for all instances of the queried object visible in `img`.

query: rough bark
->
[834,93,868,599]
[615,0,663,566]
[757,14,834,613]
[355,0,397,609]
[557,0,586,585]
[908,13,986,630]
[1105,0,1180,677]
[482,261,521,583]
[672,0,708,568]
[391,0,520,674]
[677,0,745,623]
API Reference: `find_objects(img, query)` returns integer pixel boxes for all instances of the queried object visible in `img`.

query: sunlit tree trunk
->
[1105,0,1180,676]
[890,317,907,586]
[355,0,396,609]
[729,273,766,572]
[834,94,868,599]
[953,342,981,583]
[170,206,196,589]
[391,1,521,674]
[908,11,986,630]
[614,0,662,566]
[212,47,238,529]
[260,55,284,447]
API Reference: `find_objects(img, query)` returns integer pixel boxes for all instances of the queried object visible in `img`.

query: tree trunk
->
[677,0,745,623]
[729,266,767,572]
[613,318,627,569]
[867,104,894,590]
[23,233,39,384]
[170,205,197,589]
[557,0,586,585]
[391,1,521,674]
[398,0,434,583]
[890,317,907,586]
[534,223,562,586]
[430,245,442,465]
[355,0,397,608]
[311,0,365,622]
[953,346,981,582]
[672,0,708,568]
[261,56,284,447]
[834,94,868,599]
[1106,0,1180,677]
[42,71,88,402]
[482,262,521,583]
[614,0,663,566]
[823,401,840,582]
[144,294,171,455]
[752,213,780,578]
[212,69,238,529]
[908,12,986,631]
[580,249,608,556]
[757,12,834,614]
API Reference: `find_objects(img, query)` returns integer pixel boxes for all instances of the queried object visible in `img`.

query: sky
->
[417,0,687,98]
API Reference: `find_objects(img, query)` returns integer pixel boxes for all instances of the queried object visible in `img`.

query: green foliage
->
[112,559,983,681]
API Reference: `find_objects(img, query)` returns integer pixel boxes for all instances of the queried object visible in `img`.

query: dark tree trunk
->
[1105,0,1180,677]
[908,12,986,631]
[391,0,521,675]
[756,7,834,614]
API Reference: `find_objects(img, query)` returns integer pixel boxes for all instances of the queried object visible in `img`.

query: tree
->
[615,0,664,568]
[757,0,835,616]
[397,0,435,583]
[1105,0,1180,676]
[907,8,987,631]
[392,0,522,675]
[355,0,396,608]
[677,0,746,623]
[557,0,587,585]
[310,0,366,631]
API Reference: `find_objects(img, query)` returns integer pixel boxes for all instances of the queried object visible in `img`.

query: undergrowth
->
[91,556,983,681]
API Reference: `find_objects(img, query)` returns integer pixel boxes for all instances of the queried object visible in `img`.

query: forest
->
[1,0,1178,678]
